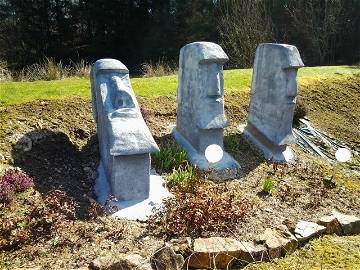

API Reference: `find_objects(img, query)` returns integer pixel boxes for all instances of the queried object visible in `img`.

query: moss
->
[246,235,360,270]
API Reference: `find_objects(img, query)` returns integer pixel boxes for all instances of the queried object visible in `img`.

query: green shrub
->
[152,143,187,173]
[262,176,276,194]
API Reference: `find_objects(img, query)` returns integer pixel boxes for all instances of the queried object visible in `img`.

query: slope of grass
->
[0,66,359,106]
[245,235,360,270]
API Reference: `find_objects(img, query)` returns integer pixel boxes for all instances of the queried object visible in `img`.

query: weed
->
[141,58,177,77]
[149,181,254,238]
[224,135,240,151]
[15,57,69,81]
[69,59,91,77]
[167,163,196,187]
[152,143,187,173]
[262,176,276,194]
[0,60,12,81]
[0,190,77,250]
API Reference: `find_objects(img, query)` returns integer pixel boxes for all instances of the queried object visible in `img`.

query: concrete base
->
[172,128,240,180]
[94,163,171,221]
[239,124,294,162]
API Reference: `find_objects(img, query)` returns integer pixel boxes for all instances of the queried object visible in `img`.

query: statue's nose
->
[207,73,221,97]
[112,76,126,91]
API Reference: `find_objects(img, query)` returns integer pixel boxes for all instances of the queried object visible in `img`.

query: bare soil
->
[0,76,359,269]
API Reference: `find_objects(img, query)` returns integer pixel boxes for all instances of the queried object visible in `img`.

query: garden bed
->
[0,75,359,269]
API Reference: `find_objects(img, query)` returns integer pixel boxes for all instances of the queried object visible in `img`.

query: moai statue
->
[91,59,159,205]
[240,43,304,161]
[173,42,240,178]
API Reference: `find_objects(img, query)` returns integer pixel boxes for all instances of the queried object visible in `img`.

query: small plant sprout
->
[205,144,223,163]
[152,143,187,173]
[262,177,276,194]
[167,163,196,187]
[335,148,352,162]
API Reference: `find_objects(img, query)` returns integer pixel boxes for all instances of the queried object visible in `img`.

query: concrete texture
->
[241,43,304,162]
[174,42,239,178]
[91,58,160,206]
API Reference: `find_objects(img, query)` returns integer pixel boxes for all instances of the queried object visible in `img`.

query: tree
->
[217,0,274,68]
[286,0,343,65]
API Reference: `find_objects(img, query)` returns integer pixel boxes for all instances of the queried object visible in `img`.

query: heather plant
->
[0,169,34,203]
[0,180,15,203]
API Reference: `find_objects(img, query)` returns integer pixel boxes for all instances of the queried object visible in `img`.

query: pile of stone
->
[87,211,360,269]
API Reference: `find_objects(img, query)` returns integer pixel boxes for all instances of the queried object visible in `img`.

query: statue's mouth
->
[109,108,139,118]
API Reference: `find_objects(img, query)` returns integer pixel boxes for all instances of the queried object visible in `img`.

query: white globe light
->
[205,144,224,163]
[335,148,352,163]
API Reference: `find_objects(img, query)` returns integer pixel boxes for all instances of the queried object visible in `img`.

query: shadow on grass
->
[11,129,99,219]
[153,132,264,177]
[224,133,265,177]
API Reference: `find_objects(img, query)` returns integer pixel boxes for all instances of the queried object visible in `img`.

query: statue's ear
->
[90,68,98,123]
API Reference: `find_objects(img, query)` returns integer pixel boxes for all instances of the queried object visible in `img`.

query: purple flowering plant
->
[0,169,34,203]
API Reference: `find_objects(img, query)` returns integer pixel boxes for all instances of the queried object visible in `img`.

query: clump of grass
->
[262,176,276,194]
[69,59,91,77]
[16,57,69,81]
[12,58,92,81]
[152,143,187,173]
[167,163,196,187]
[142,58,177,77]
[224,135,240,151]
[0,60,12,81]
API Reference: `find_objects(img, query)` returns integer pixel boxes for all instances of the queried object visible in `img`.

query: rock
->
[282,219,297,233]
[331,210,360,235]
[151,245,184,270]
[89,254,152,270]
[294,220,326,241]
[188,237,243,269]
[258,227,298,259]
[317,216,343,235]
[168,237,192,254]
[237,241,268,263]
[13,134,32,152]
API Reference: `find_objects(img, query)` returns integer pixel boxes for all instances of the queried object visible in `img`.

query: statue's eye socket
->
[116,97,124,107]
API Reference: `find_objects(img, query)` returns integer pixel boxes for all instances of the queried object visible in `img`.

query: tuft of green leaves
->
[167,163,196,187]
[263,176,276,194]
[152,143,187,173]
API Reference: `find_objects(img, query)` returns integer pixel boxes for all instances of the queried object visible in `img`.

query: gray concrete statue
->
[240,43,304,161]
[173,42,240,178]
[91,58,160,208]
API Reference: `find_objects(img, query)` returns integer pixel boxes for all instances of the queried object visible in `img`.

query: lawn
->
[0,65,359,106]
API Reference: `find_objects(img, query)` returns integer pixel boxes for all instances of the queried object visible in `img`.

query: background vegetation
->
[0,0,359,72]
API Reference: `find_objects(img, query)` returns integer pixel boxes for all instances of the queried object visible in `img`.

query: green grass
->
[0,66,359,106]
